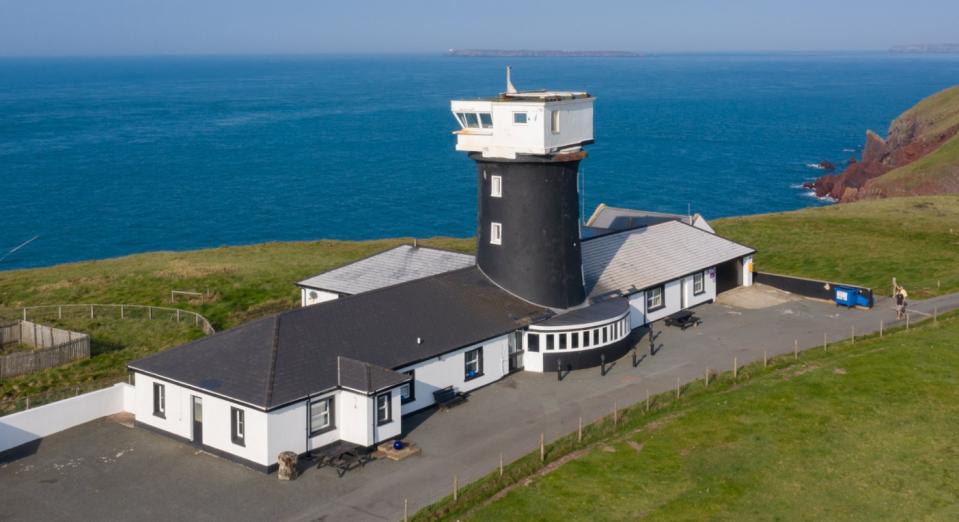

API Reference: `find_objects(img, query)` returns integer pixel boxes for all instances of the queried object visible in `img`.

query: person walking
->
[895,286,906,320]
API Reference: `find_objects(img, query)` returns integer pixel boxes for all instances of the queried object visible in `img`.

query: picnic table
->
[313,441,374,477]
[664,310,701,330]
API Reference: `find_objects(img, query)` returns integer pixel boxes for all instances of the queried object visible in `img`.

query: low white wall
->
[396,336,509,416]
[0,382,131,454]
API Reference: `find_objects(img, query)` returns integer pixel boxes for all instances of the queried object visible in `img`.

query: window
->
[152,383,165,418]
[479,112,493,128]
[592,329,599,345]
[231,407,245,446]
[583,330,591,348]
[490,175,502,198]
[647,286,665,311]
[513,112,527,124]
[546,334,554,350]
[528,333,540,352]
[465,347,484,380]
[490,222,502,245]
[464,113,480,128]
[400,371,415,404]
[376,393,392,425]
[558,334,567,350]
[693,272,705,295]
[571,332,580,349]
[551,110,560,133]
[309,396,335,436]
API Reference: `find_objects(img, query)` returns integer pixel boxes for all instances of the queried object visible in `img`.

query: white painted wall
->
[683,270,717,309]
[133,373,270,466]
[523,313,631,373]
[742,255,754,286]
[0,382,131,454]
[338,389,373,446]
[543,99,593,151]
[300,288,339,307]
[266,401,308,461]
[396,336,509,416]
[628,279,684,328]
[373,387,403,444]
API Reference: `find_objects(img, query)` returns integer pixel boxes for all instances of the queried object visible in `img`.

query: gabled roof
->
[582,220,755,298]
[337,356,411,395]
[130,267,549,410]
[586,203,692,231]
[297,245,475,296]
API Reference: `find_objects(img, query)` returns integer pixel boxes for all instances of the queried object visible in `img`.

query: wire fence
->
[12,304,216,335]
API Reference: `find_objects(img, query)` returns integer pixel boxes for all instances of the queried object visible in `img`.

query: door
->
[192,396,203,445]
[508,332,524,373]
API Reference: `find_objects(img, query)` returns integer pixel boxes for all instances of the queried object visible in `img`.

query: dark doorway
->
[508,332,524,373]
[192,396,203,445]
[715,258,743,294]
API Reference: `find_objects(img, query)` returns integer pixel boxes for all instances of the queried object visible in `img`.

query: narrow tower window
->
[490,222,503,245]
[490,175,502,198]
[551,110,561,133]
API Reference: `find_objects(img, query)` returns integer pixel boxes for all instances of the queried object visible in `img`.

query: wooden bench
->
[433,386,466,410]
[664,310,701,330]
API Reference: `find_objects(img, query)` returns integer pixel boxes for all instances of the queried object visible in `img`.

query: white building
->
[128,71,755,472]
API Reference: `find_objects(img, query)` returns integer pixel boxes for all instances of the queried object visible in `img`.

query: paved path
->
[2,286,957,521]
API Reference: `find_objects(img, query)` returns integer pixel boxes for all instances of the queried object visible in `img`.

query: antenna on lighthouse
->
[506,65,517,94]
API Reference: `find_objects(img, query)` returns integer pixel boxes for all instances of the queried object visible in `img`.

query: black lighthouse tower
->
[451,70,595,309]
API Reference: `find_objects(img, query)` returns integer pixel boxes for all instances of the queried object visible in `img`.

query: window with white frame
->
[376,393,392,425]
[309,396,335,436]
[513,112,527,124]
[647,286,665,312]
[527,333,540,352]
[546,334,554,350]
[231,407,245,446]
[491,175,502,198]
[464,347,484,380]
[693,272,705,295]
[400,370,415,404]
[479,112,493,128]
[551,110,560,133]
[463,113,480,128]
[152,382,165,418]
[490,222,502,245]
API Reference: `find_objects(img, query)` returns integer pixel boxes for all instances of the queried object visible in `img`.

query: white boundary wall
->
[0,382,133,454]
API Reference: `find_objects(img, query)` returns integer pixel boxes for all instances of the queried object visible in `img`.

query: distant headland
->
[890,43,959,54]
[446,49,643,58]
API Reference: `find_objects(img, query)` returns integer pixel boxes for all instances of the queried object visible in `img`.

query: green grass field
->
[713,195,959,298]
[417,313,959,521]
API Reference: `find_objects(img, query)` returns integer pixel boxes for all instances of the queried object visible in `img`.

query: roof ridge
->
[264,315,281,407]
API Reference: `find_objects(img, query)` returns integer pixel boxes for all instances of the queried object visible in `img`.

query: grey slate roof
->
[337,356,411,394]
[534,297,628,328]
[130,267,549,410]
[585,203,692,231]
[297,245,475,296]
[582,220,755,298]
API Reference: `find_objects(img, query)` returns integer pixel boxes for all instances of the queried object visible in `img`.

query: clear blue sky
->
[1,0,957,56]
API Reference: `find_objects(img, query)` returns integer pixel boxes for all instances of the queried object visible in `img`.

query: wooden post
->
[194,314,199,326]
[763,350,768,368]
[120,305,124,319]
[880,320,884,338]
[90,304,94,319]
[22,308,26,321]
[404,498,408,522]
[453,475,458,501]
[676,377,681,399]
[58,305,62,320]
[645,389,650,413]
[613,402,618,428]
[25,397,30,410]
[540,432,545,462]
[794,339,798,360]
[500,453,504,477]
[851,326,855,344]
[906,314,910,330]
[733,357,738,379]
[824,332,828,351]
[704,368,709,387]
[176,309,181,322]
[578,416,583,443]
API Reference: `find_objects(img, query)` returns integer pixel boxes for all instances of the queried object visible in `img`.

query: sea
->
[2,53,959,270]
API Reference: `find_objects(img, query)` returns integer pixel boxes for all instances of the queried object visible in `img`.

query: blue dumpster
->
[854,290,872,308]
[834,286,856,307]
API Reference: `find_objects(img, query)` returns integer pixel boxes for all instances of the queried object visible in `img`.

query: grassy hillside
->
[417,312,959,521]
[713,196,959,297]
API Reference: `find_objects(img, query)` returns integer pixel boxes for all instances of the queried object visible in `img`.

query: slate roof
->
[130,267,549,410]
[337,356,411,394]
[585,203,692,231]
[533,297,629,329]
[297,245,475,296]
[582,220,755,298]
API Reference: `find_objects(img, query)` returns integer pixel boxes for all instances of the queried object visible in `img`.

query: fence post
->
[500,452,504,477]
[540,432,545,462]
[25,397,30,410]
[90,304,94,319]
[22,308,27,321]
[763,350,768,368]
[578,416,583,443]
[733,357,738,379]
[851,326,855,344]
[177,309,181,322]
[613,402,618,428]
[453,475,458,501]
[824,332,827,351]
[704,367,709,387]
[645,389,650,413]
[794,339,798,360]
[58,305,62,320]
[676,376,681,398]
[906,314,910,330]
[404,498,408,522]
[880,320,884,338]
[120,305,124,319]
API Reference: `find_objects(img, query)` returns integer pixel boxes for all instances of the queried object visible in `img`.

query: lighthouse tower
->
[451,69,595,309]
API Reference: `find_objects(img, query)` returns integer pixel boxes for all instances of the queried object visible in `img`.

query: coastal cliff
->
[808,86,959,202]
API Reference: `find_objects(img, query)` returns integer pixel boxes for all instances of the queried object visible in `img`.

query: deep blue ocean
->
[2,53,959,270]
